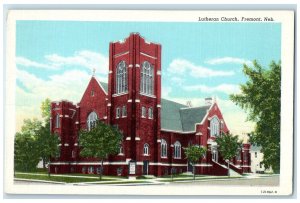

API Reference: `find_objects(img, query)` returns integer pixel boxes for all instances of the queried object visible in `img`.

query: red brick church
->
[49,33,251,176]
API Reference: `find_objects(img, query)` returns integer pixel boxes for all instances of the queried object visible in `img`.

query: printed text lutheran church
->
[49,33,251,176]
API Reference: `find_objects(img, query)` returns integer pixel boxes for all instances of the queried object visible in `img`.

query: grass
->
[15,173,117,183]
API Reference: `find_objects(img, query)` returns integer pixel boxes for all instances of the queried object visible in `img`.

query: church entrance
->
[143,161,149,175]
[212,148,218,162]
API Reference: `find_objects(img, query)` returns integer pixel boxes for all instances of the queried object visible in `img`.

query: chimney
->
[205,97,213,106]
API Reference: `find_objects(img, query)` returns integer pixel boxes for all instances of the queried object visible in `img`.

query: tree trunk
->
[48,156,51,177]
[100,159,103,181]
[227,161,230,178]
[43,157,46,169]
[193,165,195,180]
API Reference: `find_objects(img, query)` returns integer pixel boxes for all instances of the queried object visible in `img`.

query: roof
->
[161,99,187,131]
[94,81,211,133]
[179,106,210,132]
[251,145,262,152]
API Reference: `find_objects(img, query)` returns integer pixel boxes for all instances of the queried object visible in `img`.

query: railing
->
[211,160,228,176]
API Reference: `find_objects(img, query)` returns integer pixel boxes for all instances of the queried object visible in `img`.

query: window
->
[116,107,121,118]
[141,106,146,118]
[210,116,220,137]
[255,152,258,158]
[72,150,76,158]
[174,141,181,159]
[144,143,150,155]
[87,111,98,131]
[148,108,153,119]
[82,167,86,173]
[140,61,154,95]
[119,146,124,155]
[88,166,94,174]
[122,106,127,117]
[91,90,94,97]
[161,139,167,158]
[55,114,60,128]
[116,61,128,94]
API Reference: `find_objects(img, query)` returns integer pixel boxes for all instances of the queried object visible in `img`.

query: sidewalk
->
[14,172,278,186]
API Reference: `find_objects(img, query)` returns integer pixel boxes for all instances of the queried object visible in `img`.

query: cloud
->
[168,59,235,78]
[183,84,240,95]
[205,57,252,66]
[16,57,56,70]
[45,50,108,75]
[15,68,105,131]
[16,50,109,75]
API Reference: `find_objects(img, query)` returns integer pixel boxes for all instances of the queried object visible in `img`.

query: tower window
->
[87,111,98,131]
[144,143,150,155]
[140,61,154,95]
[55,114,60,128]
[141,107,146,118]
[116,107,121,118]
[122,106,127,117]
[148,108,153,119]
[116,61,128,94]
[91,90,94,97]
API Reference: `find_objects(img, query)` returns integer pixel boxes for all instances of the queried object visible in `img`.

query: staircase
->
[212,160,242,177]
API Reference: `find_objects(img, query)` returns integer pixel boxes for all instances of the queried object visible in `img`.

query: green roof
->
[96,81,210,133]
[179,106,210,132]
[99,81,108,93]
[161,98,187,131]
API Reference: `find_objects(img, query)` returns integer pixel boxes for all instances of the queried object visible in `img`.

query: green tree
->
[78,121,123,180]
[36,123,60,170]
[14,98,60,174]
[40,98,51,121]
[37,98,60,170]
[215,133,242,177]
[184,145,207,180]
[14,119,42,172]
[230,60,281,173]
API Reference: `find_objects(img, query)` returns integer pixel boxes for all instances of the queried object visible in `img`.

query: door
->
[143,161,149,175]
[212,150,218,162]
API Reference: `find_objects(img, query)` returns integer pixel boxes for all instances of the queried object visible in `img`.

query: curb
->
[14,178,65,184]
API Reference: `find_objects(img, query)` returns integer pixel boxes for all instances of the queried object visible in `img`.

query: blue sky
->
[15,20,281,136]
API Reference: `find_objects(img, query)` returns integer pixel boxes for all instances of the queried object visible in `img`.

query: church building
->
[49,33,251,176]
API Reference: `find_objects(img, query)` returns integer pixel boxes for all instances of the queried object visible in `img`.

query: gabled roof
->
[161,99,187,131]
[93,81,211,133]
[179,106,210,132]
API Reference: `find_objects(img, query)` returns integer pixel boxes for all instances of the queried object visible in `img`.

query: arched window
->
[141,106,146,118]
[144,143,150,155]
[116,61,128,94]
[72,150,76,158]
[87,111,98,131]
[122,106,127,117]
[174,141,181,159]
[148,107,153,119]
[119,146,124,155]
[55,114,60,128]
[140,61,154,95]
[161,139,167,158]
[210,116,220,137]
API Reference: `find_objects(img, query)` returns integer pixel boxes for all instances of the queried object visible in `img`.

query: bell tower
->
[107,33,161,175]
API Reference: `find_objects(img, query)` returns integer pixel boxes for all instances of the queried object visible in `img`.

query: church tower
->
[107,33,162,175]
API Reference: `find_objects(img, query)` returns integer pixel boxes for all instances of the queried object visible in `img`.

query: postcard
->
[4,10,294,196]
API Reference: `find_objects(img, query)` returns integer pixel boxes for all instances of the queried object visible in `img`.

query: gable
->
[179,106,210,132]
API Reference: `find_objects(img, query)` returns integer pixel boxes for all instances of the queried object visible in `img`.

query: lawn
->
[15,173,119,183]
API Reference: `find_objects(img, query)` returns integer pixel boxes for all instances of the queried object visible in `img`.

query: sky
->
[15,21,281,138]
